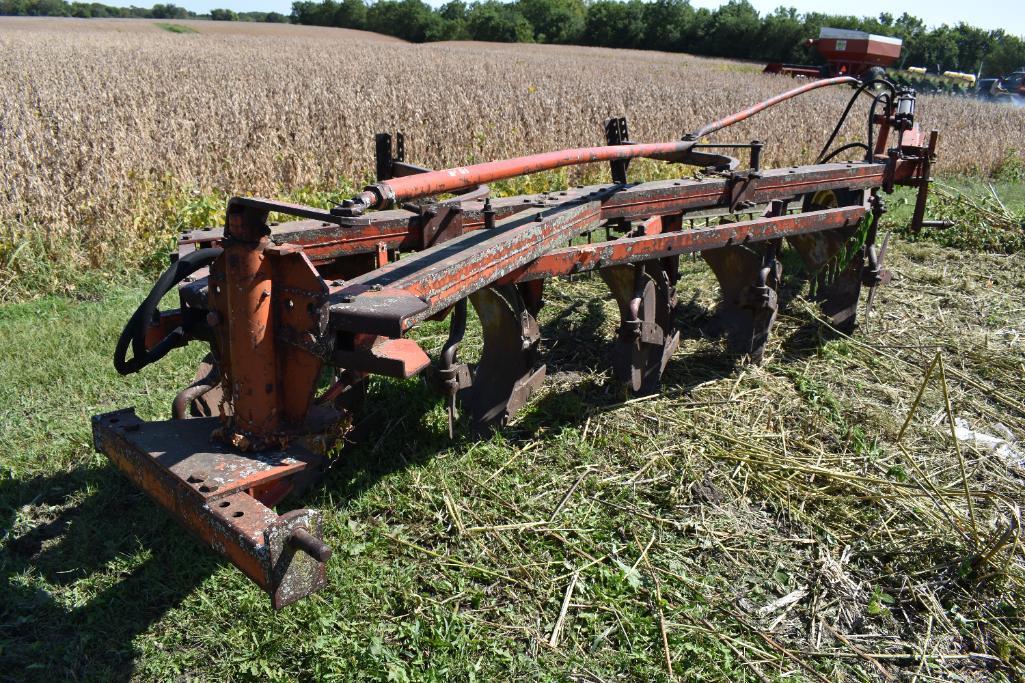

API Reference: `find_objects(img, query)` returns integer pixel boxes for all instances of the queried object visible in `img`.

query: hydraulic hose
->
[820,142,870,163]
[866,92,891,162]
[114,247,223,375]
[691,75,859,139]
[816,78,897,163]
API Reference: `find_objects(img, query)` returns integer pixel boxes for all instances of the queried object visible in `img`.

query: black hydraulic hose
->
[816,78,897,164]
[114,247,223,375]
[865,91,891,162]
[820,142,870,163]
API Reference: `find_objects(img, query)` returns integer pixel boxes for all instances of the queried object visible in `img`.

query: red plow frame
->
[95,78,937,607]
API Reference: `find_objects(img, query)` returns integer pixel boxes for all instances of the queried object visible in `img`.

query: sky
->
[129,0,1025,37]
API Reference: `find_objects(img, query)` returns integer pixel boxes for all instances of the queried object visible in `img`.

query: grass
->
[154,23,198,34]
[2,224,1025,680]
[884,176,1025,253]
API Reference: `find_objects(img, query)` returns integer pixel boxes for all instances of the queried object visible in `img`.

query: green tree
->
[640,0,695,53]
[953,23,994,73]
[518,0,584,44]
[334,0,366,27]
[583,0,645,49]
[210,7,238,20]
[758,6,804,62]
[150,3,189,19]
[985,32,1025,77]
[915,24,960,72]
[466,0,533,43]
[366,0,439,42]
[699,0,760,58]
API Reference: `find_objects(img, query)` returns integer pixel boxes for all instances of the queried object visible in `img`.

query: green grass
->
[154,23,198,34]
[3,233,1025,680]
[884,176,1025,252]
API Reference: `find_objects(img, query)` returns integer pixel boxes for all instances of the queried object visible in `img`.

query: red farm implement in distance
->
[95,77,937,607]
[765,27,903,80]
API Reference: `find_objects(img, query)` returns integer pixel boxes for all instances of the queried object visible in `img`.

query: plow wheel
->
[458,284,546,433]
[600,258,680,395]
[786,189,867,332]
[702,241,782,363]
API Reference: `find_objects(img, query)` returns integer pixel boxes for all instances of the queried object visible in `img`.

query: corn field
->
[2,17,1024,295]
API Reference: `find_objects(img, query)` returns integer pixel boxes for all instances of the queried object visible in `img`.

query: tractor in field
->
[976,67,1025,105]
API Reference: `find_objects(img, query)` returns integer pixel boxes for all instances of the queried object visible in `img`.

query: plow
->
[94,76,939,608]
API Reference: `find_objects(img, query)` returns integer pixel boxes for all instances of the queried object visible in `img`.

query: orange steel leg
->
[224,205,280,446]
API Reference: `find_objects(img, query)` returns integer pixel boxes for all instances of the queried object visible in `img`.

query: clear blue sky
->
[128,0,1025,36]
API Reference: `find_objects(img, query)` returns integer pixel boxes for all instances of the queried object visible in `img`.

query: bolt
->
[289,528,332,563]
[206,311,221,326]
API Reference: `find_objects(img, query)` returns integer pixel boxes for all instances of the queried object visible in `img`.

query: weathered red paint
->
[511,206,866,282]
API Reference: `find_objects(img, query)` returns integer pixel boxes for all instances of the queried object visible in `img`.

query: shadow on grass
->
[0,434,432,683]
[0,467,216,682]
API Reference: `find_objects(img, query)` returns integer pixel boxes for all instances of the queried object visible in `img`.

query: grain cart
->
[95,77,938,607]
[764,27,903,80]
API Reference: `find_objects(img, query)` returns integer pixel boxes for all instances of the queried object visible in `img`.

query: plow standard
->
[95,77,938,607]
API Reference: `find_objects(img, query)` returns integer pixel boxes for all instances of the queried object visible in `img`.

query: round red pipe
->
[356,76,860,210]
[692,76,858,138]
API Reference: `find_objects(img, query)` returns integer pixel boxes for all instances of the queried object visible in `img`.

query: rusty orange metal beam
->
[92,410,329,608]
[510,206,866,282]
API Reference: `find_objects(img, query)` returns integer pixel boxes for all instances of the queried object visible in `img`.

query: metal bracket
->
[375,131,405,182]
[702,242,780,362]
[460,286,545,432]
[600,262,678,394]
[728,170,762,213]
[605,117,630,184]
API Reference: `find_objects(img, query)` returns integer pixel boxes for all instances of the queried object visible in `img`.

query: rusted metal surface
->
[94,80,941,608]
[328,198,604,335]
[172,358,220,420]
[513,206,865,281]
[702,239,782,362]
[331,337,430,378]
[218,203,281,445]
[461,285,546,431]
[92,410,329,608]
[600,260,679,394]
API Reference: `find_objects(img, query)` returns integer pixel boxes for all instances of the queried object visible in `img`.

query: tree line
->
[289,0,1025,78]
[3,0,1023,78]
[0,0,287,22]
